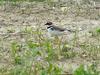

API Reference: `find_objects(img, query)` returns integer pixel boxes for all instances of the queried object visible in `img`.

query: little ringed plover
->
[45,22,71,36]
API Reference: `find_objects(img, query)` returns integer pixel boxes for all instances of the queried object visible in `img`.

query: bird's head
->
[45,22,53,26]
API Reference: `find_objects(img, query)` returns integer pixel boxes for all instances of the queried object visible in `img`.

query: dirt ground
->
[0,1,100,74]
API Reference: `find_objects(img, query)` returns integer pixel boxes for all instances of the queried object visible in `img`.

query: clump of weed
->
[73,63,100,75]
[44,39,57,61]
[26,40,41,57]
[22,26,33,34]
[11,41,23,65]
[34,62,62,75]
[89,28,100,37]
[96,28,100,34]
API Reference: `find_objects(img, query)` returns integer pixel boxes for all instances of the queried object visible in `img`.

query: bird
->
[45,22,71,36]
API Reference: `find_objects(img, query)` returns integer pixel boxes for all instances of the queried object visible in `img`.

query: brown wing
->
[52,25,66,31]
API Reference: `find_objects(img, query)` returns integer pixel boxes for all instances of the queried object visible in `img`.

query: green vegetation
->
[96,28,100,33]
[0,26,99,75]
[74,63,100,75]
[0,0,100,75]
